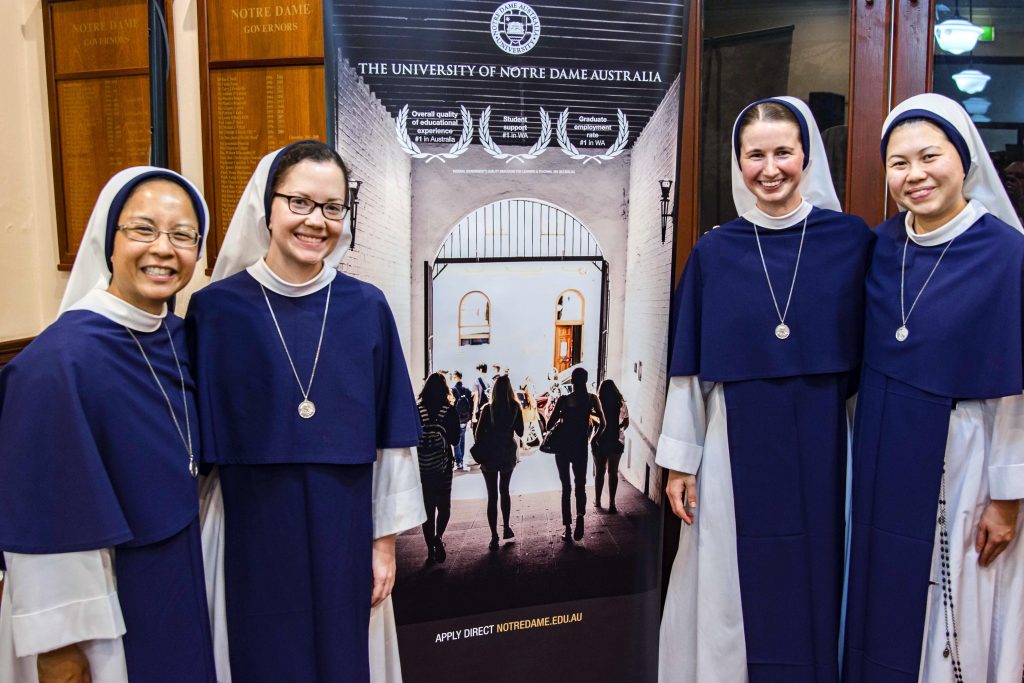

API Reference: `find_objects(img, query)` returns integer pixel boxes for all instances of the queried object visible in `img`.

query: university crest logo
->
[490,2,541,55]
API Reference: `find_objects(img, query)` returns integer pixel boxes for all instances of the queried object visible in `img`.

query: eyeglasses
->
[274,193,350,221]
[118,224,200,249]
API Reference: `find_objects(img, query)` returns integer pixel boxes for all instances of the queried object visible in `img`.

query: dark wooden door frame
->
[847,0,935,227]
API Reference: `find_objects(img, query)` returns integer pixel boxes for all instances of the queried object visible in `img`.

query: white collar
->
[905,199,988,246]
[246,258,337,297]
[65,288,167,332]
[742,200,813,230]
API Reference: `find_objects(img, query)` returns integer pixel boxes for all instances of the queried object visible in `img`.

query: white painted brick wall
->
[619,76,681,503]
[334,59,414,354]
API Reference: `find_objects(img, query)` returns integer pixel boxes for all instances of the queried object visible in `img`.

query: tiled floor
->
[393,455,660,624]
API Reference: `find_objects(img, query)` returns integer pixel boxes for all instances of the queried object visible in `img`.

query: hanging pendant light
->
[961,97,991,116]
[935,0,984,54]
[952,68,991,93]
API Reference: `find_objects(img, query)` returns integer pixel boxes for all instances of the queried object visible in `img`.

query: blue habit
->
[0,311,215,682]
[669,207,873,681]
[843,212,1024,681]
[186,270,421,465]
[186,270,421,682]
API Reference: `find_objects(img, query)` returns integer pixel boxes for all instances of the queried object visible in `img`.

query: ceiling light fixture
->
[952,68,991,94]
[934,0,984,54]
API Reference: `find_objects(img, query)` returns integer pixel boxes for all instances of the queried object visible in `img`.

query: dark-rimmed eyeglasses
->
[274,193,350,221]
[118,224,200,249]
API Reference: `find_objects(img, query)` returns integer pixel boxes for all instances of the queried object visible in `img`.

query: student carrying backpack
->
[453,384,474,425]
[417,373,463,563]
[418,404,452,473]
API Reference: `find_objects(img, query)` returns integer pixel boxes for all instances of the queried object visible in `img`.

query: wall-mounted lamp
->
[659,179,673,243]
[348,179,362,250]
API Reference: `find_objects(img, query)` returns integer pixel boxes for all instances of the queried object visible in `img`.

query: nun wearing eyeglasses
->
[0,168,216,682]
[843,93,1024,682]
[186,141,424,683]
[657,97,873,682]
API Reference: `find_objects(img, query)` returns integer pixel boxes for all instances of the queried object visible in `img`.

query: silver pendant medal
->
[261,282,332,422]
[753,214,807,343]
[897,233,956,346]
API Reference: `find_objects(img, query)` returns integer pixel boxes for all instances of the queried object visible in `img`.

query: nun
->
[657,97,873,682]
[0,168,216,682]
[186,140,424,682]
[843,93,1024,682]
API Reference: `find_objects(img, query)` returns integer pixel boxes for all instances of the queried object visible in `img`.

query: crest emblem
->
[490,2,541,55]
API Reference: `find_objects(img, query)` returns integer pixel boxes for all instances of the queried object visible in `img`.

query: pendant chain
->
[753,213,808,338]
[126,323,197,478]
[260,281,331,411]
[898,234,957,341]
[937,467,964,682]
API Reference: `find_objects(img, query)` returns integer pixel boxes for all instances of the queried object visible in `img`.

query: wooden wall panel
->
[56,76,150,250]
[198,0,326,267]
[50,0,148,75]
[207,0,322,62]
[44,0,179,270]
[207,65,326,247]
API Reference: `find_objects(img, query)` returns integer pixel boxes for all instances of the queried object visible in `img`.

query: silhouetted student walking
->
[450,371,473,470]
[472,375,524,550]
[592,379,629,513]
[547,368,606,541]
[417,373,462,563]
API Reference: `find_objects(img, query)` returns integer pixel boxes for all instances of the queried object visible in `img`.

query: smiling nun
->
[0,168,215,682]
[186,140,424,682]
[657,97,874,682]
[843,92,1024,683]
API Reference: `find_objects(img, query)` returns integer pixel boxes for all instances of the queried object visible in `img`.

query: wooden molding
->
[0,338,34,368]
[672,0,702,286]
[845,0,892,227]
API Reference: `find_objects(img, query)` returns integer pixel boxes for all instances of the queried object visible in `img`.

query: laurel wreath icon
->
[478,107,552,163]
[556,108,630,164]
[395,104,473,163]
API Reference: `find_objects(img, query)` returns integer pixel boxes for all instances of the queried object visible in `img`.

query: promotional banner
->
[325,3,688,680]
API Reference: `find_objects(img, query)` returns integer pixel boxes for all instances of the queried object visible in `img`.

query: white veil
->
[209,145,352,283]
[882,93,1023,233]
[58,167,210,314]
[730,96,842,216]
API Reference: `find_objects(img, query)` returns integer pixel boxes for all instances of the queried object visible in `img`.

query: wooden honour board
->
[44,0,180,270]
[199,0,326,267]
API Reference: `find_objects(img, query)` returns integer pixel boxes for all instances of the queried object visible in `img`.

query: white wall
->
[409,145,630,382]
[431,261,602,394]
[334,59,413,347]
[1,1,67,339]
[619,76,680,503]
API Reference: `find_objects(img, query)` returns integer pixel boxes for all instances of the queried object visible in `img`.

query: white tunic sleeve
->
[986,393,1024,500]
[655,376,709,474]
[3,550,124,657]
[372,447,426,539]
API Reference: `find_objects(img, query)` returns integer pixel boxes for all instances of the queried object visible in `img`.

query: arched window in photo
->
[553,289,584,371]
[459,291,491,346]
